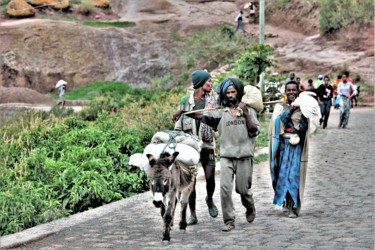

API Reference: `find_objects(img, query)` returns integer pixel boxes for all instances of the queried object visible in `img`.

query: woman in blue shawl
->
[268,80,310,218]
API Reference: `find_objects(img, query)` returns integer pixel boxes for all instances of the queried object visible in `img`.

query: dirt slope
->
[0,0,373,104]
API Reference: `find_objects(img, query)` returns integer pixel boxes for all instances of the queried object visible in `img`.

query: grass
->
[81,21,135,27]
[256,113,271,149]
[254,153,269,164]
[50,81,145,100]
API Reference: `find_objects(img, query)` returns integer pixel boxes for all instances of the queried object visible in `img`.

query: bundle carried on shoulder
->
[241,85,263,112]
[129,130,201,173]
[292,91,321,119]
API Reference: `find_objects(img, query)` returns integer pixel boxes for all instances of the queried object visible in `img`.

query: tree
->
[235,44,276,86]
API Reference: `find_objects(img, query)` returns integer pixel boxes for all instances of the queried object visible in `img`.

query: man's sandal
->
[187,216,198,225]
[206,196,218,218]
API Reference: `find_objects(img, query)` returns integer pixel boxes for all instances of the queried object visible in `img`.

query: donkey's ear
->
[146,154,156,167]
[171,152,179,162]
[160,152,171,158]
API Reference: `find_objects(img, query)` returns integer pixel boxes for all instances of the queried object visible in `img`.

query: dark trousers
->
[320,100,332,128]
[189,148,216,214]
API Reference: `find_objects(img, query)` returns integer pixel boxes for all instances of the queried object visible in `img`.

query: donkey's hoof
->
[179,221,187,230]
[162,233,171,241]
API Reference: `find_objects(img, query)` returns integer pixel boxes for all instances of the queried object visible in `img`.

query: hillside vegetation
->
[266,0,375,45]
[0,0,373,237]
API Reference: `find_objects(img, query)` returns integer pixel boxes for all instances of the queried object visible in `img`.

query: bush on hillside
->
[180,25,255,75]
[235,44,277,85]
[319,0,374,36]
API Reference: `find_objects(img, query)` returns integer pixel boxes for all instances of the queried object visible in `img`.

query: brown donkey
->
[147,152,195,241]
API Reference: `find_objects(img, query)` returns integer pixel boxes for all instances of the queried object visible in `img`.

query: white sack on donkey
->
[141,143,200,172]
[128,130,201,172]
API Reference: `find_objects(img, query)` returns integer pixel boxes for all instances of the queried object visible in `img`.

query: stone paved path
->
[2,107,374,250]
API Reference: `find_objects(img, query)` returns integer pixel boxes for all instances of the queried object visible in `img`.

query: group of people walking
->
[172,70,310,231]
[288,71,358,129]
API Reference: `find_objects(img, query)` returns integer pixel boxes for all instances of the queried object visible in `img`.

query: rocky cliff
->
[0,0,373,98]
[0,0,240,93]
[0,20,179,92]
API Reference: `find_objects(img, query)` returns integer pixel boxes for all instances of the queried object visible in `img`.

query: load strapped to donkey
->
[130,130,201,175]
[129,130,201,241]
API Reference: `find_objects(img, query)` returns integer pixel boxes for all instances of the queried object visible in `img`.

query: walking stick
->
[182,107,222,115]
[182,100,282,116]
[263,100,283,105]
[212,130,217,156]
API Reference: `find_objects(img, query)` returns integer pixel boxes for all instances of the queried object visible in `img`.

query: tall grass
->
[319,0,374,36]
[180,25,256,73]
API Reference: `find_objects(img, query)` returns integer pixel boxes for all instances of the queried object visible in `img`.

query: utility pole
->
[259,0,265,44]
[259,0,265,94]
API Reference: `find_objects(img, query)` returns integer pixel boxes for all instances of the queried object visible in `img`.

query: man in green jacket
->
[174,70,219,225]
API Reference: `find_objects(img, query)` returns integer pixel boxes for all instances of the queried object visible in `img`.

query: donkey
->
[147,152,195,241]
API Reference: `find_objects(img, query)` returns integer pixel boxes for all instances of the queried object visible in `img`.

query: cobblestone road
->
[3,107,374,250]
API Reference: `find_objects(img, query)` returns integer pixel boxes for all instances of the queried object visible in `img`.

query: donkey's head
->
[147,152,179,208]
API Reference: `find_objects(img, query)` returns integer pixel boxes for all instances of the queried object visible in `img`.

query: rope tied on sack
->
[160,130,190,155]
[159,130,198,177]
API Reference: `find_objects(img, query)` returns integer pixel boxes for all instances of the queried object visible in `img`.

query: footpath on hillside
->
[1,107,373,249]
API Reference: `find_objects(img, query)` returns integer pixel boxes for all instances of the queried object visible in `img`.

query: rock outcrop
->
[5,0,111,17]
[0,0,240,93]
[92,0,110,8]
[0,21,178,92]
[6,0,36,17]
[28,0,70,9]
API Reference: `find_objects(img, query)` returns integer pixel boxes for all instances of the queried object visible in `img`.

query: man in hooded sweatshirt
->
[173,78,260,232]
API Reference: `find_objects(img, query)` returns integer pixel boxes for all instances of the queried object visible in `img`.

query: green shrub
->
[0,180,66,236]
[220,24,235,39]
[180,25,254,71]
[235,44,277,85]
[319,0,374,36]
[0,83,187,236]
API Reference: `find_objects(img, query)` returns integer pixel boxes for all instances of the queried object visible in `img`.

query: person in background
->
[343,70,354,84]
[305,79,316,94]
[296,77,301,85]
[173,78,260,232]
[268,80,310,218]
[337,73,354,129]
[285,72,296,84]
[341,70,358,108]
[247,2,257,24]
[350,83,359,108]
[332,74,342,109]
[235,11,247,34]
[296,77,304,91]
[56,80,67,108]
[174,70,218,225]
[314,75,324,89]
[317,76,333,129]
